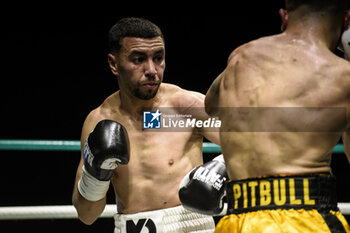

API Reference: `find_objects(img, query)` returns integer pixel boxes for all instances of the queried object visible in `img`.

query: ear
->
[279,8,288,32]
[107,53,119,76]
[344,9,350,31]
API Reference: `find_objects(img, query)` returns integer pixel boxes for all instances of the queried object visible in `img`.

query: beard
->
[132,84,160,100]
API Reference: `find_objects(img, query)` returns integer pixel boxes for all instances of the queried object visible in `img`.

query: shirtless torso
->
[78,83,218,214]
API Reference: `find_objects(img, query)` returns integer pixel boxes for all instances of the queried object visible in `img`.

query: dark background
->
[1,2,349,232]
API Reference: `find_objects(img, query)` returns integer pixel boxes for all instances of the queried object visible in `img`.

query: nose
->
[144,59,157,78]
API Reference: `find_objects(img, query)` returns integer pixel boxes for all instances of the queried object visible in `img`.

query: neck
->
[119,89,162,116]
[286,14,343,51]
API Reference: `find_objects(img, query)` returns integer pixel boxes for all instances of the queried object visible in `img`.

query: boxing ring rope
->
[0,139,348,220]
[0,139,344,153]
[0,203,348,220]
[0,205,117,220]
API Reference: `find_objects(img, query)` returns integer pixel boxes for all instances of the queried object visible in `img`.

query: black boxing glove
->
[78,120,130,201]
[179,154,228,215]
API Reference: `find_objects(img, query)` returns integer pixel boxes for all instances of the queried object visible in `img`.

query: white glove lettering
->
[193,167,227,191]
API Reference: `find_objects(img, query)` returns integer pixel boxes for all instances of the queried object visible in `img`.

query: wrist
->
[78,166,110,202]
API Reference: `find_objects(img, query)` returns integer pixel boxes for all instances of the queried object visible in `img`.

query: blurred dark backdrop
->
[1,2,349,233]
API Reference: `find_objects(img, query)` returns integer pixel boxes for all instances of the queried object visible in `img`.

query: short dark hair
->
[285,0,349,13]
[108,17,164,55]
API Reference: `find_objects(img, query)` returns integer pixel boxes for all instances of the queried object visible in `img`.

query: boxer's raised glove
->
[78,120,130,201]
[179,154,228,215]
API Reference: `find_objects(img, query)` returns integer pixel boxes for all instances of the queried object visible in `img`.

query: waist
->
[112,179,181,213]
[114,205,215,233]
[226,174,338,214]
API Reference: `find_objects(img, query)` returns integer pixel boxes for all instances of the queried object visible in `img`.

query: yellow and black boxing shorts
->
[215,174,350,233]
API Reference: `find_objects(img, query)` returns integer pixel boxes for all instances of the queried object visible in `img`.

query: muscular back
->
[218,34,350,180]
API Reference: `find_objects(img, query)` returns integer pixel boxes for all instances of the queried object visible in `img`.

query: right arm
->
[72,112,106,225]
[72,111,130,225]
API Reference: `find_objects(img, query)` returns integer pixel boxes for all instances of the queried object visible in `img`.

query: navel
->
[168,159,174,166]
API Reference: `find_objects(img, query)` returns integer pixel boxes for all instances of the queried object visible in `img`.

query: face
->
[108,36,165,100]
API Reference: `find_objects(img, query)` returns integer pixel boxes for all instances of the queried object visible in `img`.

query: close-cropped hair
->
[285,0,349,13]
[108,17,164,55]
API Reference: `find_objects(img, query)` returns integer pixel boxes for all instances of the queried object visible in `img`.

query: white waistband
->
[114,205,215,233]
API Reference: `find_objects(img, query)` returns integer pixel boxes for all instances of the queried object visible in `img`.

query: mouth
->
[135,81,160,99]
[141,82,159,88]
[142,81,159,85]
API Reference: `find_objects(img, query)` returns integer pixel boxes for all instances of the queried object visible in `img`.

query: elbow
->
[77,213,98,225]
[72,199,99,225]
[74,204,99,225]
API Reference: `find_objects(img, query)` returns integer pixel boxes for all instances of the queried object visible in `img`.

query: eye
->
[133,56,145,64]
[154,55,164,64]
